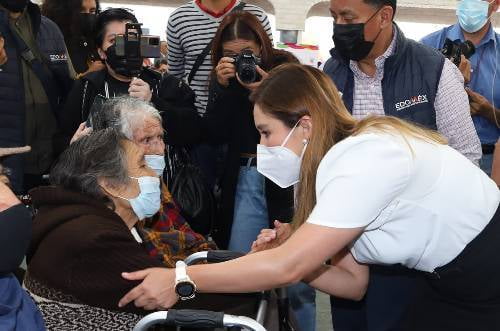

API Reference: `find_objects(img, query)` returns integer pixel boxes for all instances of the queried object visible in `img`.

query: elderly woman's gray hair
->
[93,96,162,139]
[50,128,130,202]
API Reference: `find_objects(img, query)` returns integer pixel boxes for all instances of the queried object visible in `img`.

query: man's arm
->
[434,59,482,164]
[166,16,185,80]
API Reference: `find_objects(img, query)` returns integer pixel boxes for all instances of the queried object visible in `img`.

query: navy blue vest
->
[0,3,72,192]
[323,24,444,131]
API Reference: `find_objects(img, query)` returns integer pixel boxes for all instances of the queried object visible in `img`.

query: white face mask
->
[257,121,308,188]
[145,155,166,177]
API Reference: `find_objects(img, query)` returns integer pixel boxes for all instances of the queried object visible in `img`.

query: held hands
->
[70,123,92,145]
[119,268,178,310]
[250,220,292,253]
[0,37,7,66]
[129,77,152,102]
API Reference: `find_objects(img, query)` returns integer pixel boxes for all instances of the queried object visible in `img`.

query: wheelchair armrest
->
[133,309,265,331]
[184,250,245,265]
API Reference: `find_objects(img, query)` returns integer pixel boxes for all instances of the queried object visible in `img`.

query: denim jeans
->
[228,166,317,330]
[228,166,269,253]
[288,283,317,331]
[480,153,493,176]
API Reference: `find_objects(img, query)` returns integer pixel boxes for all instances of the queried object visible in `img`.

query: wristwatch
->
[174,261,196,300]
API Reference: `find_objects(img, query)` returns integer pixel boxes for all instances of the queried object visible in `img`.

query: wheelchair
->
[134,250,299,331]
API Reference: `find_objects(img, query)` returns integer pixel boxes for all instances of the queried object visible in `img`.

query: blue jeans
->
[288,283,317,331]
[480,153,494,176]
[228,166,269,253]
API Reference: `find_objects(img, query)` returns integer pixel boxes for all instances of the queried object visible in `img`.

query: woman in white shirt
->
[118,63,500,330]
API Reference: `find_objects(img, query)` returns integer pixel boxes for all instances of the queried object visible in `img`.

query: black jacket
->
[161,50,298,248]
[0,204,31,275]
[59,68,197,147]
[0,2,74,192]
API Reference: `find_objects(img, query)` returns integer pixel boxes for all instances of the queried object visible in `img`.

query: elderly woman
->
[24,129,256,330]
[94,96,217,267]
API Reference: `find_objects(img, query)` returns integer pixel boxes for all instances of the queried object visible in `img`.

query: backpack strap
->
[187,1,246,84]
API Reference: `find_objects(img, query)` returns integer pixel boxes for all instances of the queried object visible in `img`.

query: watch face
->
[176,282,195,298]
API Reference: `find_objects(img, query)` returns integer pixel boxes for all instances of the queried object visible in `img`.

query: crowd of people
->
[0,0,499,330]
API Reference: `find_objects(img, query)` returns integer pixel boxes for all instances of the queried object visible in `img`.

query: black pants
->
[331,266,422,331]
[400,205,500,330]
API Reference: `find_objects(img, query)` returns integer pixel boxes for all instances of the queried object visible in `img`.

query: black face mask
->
[0,0,29,13]
[79,13,96,39]
[332,8,382,61]
[104,44,142,77]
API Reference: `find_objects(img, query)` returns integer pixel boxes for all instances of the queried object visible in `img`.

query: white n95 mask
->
[257,122,307,188]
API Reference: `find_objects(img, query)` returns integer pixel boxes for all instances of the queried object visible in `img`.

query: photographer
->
[41,0,105,78]
[162,12,317,330]
[421,0,500,175]
[60,8,196,147]
[0,0,75,194]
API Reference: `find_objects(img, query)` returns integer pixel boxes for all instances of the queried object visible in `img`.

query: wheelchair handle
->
[133,309,266,331]
[184,250,245,265]
[207,250,246,263]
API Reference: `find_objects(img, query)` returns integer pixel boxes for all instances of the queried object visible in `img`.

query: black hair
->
[94,8,138,48]
[154,58,169,68]
[50,128,129,204]
[363,0,397,16]
[41,0,101,43]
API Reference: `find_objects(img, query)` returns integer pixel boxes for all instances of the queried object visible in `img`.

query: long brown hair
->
[251,63,446,228]
[211,11,274,75]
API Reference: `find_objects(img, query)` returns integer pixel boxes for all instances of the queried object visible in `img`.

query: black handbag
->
[164,145,214,236]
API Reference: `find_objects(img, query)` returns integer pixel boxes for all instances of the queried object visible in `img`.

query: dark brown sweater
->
[26,186,162,314]
[26,186,258,322]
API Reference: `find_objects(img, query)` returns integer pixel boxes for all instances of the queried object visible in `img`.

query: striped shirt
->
[167,0,272,115]
[349,30,482,164]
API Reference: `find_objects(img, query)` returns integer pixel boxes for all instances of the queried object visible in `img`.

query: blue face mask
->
[457,0,493,33]
[119,176,161,220]
[145,155,166,177]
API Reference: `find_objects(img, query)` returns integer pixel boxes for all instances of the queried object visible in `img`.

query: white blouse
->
[307,132,499,272]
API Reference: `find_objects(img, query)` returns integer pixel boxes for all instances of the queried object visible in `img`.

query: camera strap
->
[187,1,246,84]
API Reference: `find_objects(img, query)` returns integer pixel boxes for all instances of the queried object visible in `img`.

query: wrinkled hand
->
[237,66,269,92]
[119,268,177,310]
[467,88,492,117]
[250,220,292,253]
[70,123,92,144]
[129,78,152,102]
[216,57,236,87]
[458,55,471,84]
[0,181,21,213]
[0,37,7,66]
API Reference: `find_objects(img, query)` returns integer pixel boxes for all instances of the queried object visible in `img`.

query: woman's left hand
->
[129,78,153,102]
[237,66,268,92]
[119,268,178,310]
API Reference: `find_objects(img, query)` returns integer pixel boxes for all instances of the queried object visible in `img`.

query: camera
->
[439,38,475,67]
[233,50,261,84]
[114,23,161,76]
